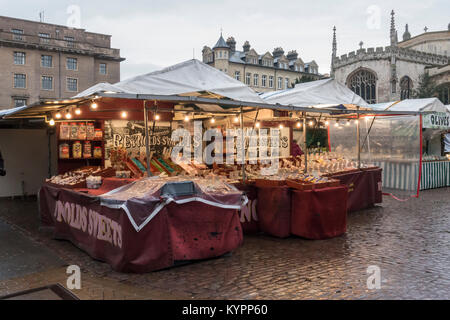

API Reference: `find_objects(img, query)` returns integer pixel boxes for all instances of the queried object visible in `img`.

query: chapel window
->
[347,69,377,104]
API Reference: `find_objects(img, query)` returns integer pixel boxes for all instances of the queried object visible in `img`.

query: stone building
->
[331,11,449,104]
[0,16,125,110]
[202,34,322,93]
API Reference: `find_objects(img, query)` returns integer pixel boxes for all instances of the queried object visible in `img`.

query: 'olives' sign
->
[423,112,450,129]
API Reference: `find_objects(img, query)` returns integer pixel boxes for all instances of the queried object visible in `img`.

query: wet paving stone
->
[0,188,449,299]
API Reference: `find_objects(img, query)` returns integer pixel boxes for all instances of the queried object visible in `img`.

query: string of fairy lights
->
[46,97,374,130]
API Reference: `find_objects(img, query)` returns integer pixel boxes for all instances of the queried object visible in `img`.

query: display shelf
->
[59,158,103,161]
[57,120,105,174]
[58,139,103,142]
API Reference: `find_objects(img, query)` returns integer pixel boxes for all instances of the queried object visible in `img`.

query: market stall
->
[4,61,422,272]
[366,98,450,193]
[262,78,383,212]
[11,59,269,271]
[39,177,245,272]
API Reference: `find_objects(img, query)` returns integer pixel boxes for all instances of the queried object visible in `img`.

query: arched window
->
[347,69,377,104]
[400,76,413,100]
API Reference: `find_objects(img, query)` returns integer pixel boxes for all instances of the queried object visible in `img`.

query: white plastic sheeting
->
[0,105,29,119]
[73,82,123,99]
[370,98,447,113]
[261,78,369,108]
[75,59,264,104]
[445,133,450,153]
[329,116,421,195]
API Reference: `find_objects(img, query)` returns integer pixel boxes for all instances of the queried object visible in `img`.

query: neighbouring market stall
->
[3,60,418,272]
[365,98,450,192]
[262,78,385,213]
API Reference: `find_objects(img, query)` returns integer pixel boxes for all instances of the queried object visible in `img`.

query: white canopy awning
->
[0,105,29,119]
[75,59,264,104]
[261,78,369,109]
[370,98,447,114]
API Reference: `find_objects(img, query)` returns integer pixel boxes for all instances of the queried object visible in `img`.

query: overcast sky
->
[1,0,448,80]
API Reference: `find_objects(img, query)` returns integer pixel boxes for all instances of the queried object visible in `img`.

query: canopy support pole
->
[240,106,246,182]
[357,111,361,169]
[143,101,152,177]
[303,113,308,173]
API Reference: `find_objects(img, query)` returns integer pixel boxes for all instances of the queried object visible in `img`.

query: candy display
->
[46,167,115,187]
[83,141,92,158]
[86,123,95,140]
[305,152,361,174]
[93,146,102,159]
[110,147,128,170]
[94,128,103,140]
[116,171,131,178]
[60,122,70,140]
[78,123,87,140]
[70,123,79,140]
[59,143,70,159]
[72,141,82,159]
[47,167,101,187]
[86,175,102,189]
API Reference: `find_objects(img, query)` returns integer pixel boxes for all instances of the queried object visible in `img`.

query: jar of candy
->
[93,146,102,159]
[59,143,70,159]
[94,128,103,141]
[83,141,92,158]
[70,123,79,140]
[78,123,87,140]
[86,123,95,140]
[59,122,70,140]
[73,141,82,159]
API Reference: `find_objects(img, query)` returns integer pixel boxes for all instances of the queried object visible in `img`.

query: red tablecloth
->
[39,184,243,273]
[291,186,348,240]
[233,183,259,234]
[330,168,382,212]
[256,186,291,238]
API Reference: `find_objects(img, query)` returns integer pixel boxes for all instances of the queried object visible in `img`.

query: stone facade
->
[332,11,450,104]
[202,35,322,93]
[0,16,125,110]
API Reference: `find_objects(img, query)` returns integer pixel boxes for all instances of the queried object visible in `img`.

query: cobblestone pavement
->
[0,188,449,300]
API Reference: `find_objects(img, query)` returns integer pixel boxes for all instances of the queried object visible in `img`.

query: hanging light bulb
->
[334,122,339,127]
[184,115,190,122]
[121,111,128,118]
[75,107,81,115]
[91,102,98,110]
[325,120,330,126]
[233,116,239,123]
[346,120,350,126]
[309,120,314,127]
[65,110,72,119]
[255,122,261,128]
[354,119,359,124]
[211,117,215,124]
[55,112,62,119]
[296,122,301,128]
[279,124,284,129]
[49,119,55,126]
[155,114,160,121]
